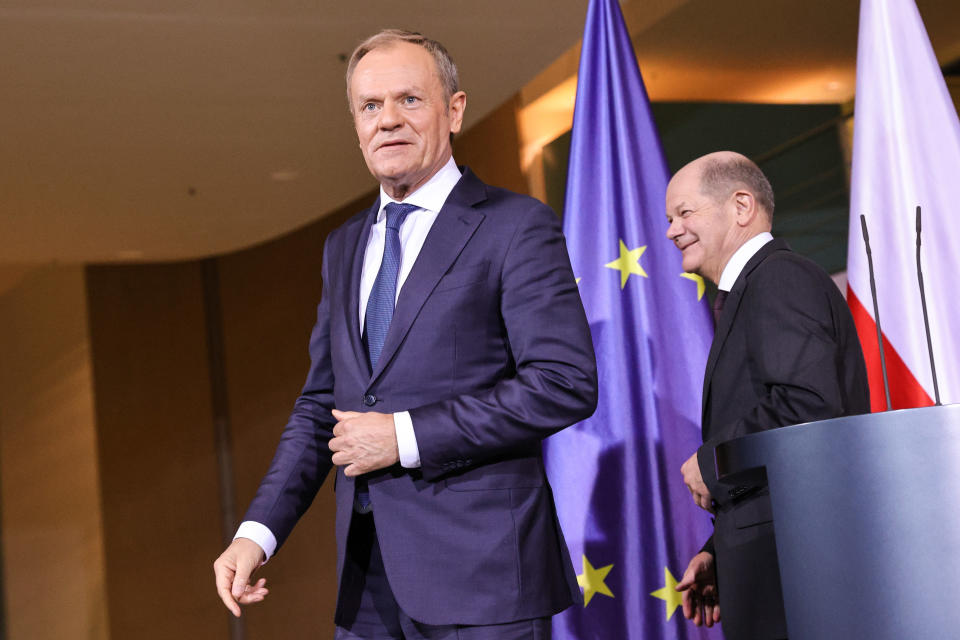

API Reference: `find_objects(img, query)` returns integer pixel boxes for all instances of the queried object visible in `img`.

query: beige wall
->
[0,266,109,640]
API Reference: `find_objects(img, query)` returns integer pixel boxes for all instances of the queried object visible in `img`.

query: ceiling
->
[1,0,592,266]
[2,0,959,277]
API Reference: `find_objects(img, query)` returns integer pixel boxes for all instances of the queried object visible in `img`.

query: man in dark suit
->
[665,152,869,639]
[212,29,597,639]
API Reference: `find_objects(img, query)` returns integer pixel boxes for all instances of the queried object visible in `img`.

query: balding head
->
[665,151,775,284]
[690,151,774,222]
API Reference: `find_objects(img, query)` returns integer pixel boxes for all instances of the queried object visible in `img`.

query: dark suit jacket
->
[697,239,869,639]
[242,168,598,626]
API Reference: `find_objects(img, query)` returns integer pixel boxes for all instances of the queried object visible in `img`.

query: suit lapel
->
[701,288,744,422]
[368,169,487,385]
[343,199,380,378]
[701,238,790,423]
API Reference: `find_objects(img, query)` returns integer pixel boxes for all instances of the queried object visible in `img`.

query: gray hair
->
[345,29,459,111]
[700,155,775,220]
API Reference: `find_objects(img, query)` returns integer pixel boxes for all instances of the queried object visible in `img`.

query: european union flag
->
[543,0,719,637]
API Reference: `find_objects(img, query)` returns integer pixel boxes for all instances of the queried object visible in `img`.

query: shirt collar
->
[376,157,462,221]
[717,231,774,292]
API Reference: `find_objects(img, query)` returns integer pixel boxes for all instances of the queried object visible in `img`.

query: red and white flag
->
[847,0,960,410]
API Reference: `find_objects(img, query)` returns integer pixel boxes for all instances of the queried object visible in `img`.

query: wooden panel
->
[86,263,227,640]
[456,93,528,196]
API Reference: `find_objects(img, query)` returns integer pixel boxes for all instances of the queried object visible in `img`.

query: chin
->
[373,166,414,182]
[371,154,414,174]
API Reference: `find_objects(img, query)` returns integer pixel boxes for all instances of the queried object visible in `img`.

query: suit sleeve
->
[700,534,715,557]
[698,256,849,497]
[240,234,337,550]
[410,201,598,480]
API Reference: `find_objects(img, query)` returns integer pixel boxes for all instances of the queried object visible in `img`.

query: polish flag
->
[847,0,960,411]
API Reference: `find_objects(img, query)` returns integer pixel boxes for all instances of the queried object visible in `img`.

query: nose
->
[378,101,402,131]
[666,218,682,241]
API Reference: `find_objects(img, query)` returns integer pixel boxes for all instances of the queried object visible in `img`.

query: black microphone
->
[915,206,942,405]
[860,214,892,410]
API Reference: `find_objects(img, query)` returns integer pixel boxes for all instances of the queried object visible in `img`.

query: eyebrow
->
[355,85,425,104]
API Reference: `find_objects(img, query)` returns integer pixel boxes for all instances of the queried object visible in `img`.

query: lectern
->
[715,404,960,640]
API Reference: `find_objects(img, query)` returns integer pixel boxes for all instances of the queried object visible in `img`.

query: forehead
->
[350,42,440,93]
[666,167,703,206]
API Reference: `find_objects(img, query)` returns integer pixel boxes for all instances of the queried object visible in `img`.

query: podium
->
[715,404,960,640]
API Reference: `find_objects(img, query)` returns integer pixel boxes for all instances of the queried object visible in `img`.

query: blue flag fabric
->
[543,0,719,637]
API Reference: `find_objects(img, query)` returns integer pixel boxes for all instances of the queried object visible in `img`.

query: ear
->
[448,91,467,134]
[732,189,758,227]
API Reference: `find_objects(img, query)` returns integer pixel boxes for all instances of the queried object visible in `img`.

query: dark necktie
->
[712,290,729,325]
[356,202,415,514]
[364,202,417,369]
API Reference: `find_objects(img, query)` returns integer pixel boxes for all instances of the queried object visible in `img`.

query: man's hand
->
[213,538,269,617]
[681,451,714,512]
[675,551,720,628]
[329,409,399,476]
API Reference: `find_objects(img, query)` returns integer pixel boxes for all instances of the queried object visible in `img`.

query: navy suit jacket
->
[698,238,869,639]
[243,168,598,626]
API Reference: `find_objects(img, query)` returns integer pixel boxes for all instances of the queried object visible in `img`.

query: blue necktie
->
[356,202,416,513]
[364,202,417,369]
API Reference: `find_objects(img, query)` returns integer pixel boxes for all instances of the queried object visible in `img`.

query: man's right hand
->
[680,451,714,513]
[675,550,720,628]
[213,537,269,617]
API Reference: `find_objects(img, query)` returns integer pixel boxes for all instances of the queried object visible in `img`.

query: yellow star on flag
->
[680,272,706,300]
[604,239,648,289]
[577,554,615,606]
[650,566,683,620]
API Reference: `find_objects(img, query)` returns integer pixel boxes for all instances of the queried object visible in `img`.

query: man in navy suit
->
[213,29,598,639]
[666,152,869,639]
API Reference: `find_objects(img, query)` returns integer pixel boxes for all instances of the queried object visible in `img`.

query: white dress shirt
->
[717,232,774,292]
[235,157,462,560]
[360,157,462,470]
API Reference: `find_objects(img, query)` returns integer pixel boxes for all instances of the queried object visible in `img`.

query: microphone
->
[915,206,942,405]
[860,214,892,410]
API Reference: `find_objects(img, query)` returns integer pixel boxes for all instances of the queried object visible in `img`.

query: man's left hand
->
[681,452,714,512]
[675,551,720,628]
[329,409,399,476]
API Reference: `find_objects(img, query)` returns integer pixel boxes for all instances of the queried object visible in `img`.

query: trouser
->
[335,512,550,640]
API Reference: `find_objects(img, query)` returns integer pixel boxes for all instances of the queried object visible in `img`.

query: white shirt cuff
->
[234,521,277,562]
[394,410,421,468]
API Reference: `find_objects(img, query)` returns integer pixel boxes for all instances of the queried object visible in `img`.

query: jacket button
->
[363,394,377,407]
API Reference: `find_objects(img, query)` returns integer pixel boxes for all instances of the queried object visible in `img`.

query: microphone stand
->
[860,214,892,410]
[915,205,942,405]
